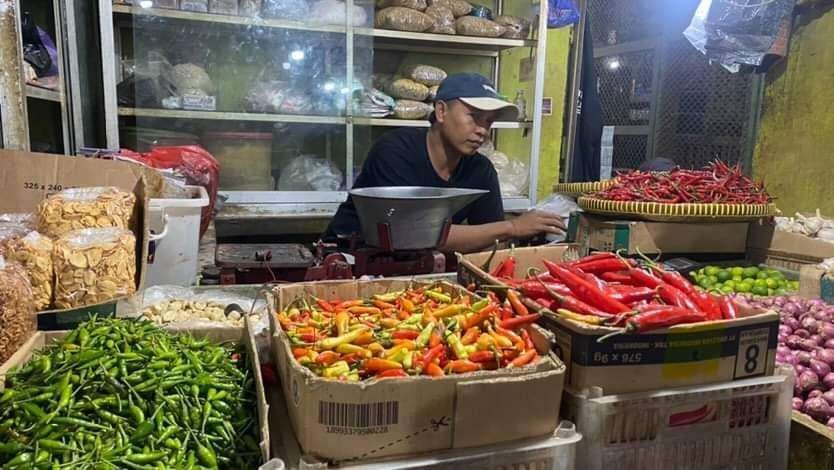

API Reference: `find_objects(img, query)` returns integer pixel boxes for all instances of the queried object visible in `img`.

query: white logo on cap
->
[482,84,497,95]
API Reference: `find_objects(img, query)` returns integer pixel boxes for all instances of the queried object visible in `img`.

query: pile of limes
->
[689,266,799,296]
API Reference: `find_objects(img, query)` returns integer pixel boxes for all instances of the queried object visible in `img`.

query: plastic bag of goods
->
[0,256,35,363]
[394,99,433,119]
[139,285,266,330]
[377,0,427,9]
[37,187,136,238]
[425,5,456,34]
[376,7,434,32]
[403,64,447,86]
[428,0,471,17]
[495,15,531,39]
[0,213,35,229]
[239,0,262,16]
[209,0,237,14]
[0,224,30,256]
[548,0,580,28]
[278,155,344,191]
[53,228,136,309]
[4,231,53,311]
[310,0,370,26]
[386,77,430,101]
[168,63,213,96]
[456,16,506,37]
[536,194,580,243]
[427,85,439,101]
[180,0,208,12]
[262,0,310,21]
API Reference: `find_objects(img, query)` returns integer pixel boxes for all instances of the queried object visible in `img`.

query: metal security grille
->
[585,0,758,172]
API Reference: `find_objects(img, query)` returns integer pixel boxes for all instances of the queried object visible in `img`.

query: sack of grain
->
[495,15,532,39]
[394,100,434,119]
[425,5,455,34]
[387,77,430,101]
[404,64,447,86]
[428,0,471,17]
[456,16,506,37]
[427,85,439,101]
[375,7,434,32]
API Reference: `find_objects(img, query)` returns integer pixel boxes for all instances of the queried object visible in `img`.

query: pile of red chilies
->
[591,161,771,204]
[489,252,739,335]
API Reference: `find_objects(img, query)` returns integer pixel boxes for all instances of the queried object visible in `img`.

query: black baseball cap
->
[433,73,519,122]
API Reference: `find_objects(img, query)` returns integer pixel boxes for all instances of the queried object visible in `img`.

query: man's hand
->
[509,211,566,239]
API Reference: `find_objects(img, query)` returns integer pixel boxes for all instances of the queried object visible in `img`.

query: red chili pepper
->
[628,269,664,288]
[500,307,514,321]
[691,290,722,321]
[599,271,638,284]
[464,304,497,330]
[495,325,523,344]
[521,329,535,350]
[461,327,480,346]
[719,296,737,320]
[651,267,696,295]
[610,286,656,305]
[544,260,632,314]
[509,349,537,368]
[391,330,420,340]
[316,298,334,313]
[446,360,482,374]
[625,307,707,333]
[420,344,444,367]
[424,362,444,377]
[572,258,634,274]
[657,284,701,312]
[520,280,572,299]
[315,351,341,366]
[498,313,541,330]
[568,252,615,266]
[468,350,498,364]
[377,369,408,378]
[506,290,528,317]
[490,255,516,279]
[429,331,442,348]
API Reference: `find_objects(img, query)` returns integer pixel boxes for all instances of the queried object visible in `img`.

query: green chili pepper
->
[37,439,77,453]
[128,405,145,424]
[5,451,33,467]
[196,443,217,468]
[125,451,168,464]
[52,416,110,431]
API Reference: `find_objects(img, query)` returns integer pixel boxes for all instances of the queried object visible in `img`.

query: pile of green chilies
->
[0,318,260,469]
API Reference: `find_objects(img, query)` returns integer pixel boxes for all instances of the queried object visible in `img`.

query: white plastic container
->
[146,185,209,287]
[336,421,581,470]
[564,371,793,470]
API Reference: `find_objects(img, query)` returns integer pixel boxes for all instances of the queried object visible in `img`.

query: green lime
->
[689,271,698,279]
[775,288,788,296]
[708,275,719,285]
[731,267,745,277]
[743,267,760,278]
[756,271,769,280]
[768,288,775,296]
[705,266,721,276]
[723,280,737,290]
[765,278,778,289]
[736,283,752,293]
[732,275,744,282]
[754,279,769,289]
[790,281,800,291]
[720,286,735,295]
[767,270,785,280]
[752,286,768,296]
[698,277,713,288]
[717,270,731,282]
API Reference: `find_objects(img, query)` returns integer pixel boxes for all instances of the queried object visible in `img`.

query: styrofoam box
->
[564,372,793,470]
[335,421,581,470]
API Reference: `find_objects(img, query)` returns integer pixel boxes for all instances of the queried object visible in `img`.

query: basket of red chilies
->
[480,250,760,340]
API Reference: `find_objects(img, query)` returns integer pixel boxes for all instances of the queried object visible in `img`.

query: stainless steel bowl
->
[350,186,488,250]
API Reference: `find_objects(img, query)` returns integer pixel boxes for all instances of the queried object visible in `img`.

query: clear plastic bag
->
[378,0,427,10]
[0,256,35,364]
[262,0,310,21]
[428,0,471,17]
[53,228,136,309]
[180,0,208,12]
[310,0,370,26]
[37,186,136,238]
[386,77,430,101]
[375,6,434,32]
[394,99,433,119]
[239,0,262,16]
[425,5,455,34]
[403,64,447,86]
[0,213,36,229]
[138,285,267,330]
[547,0,579,28]
[5,231,53,311]
[243,80,290,113]
[427,84,439,101]
[0,223,30,256]
[209,0,237,14]
[495,15,531,39]
[535,194,581,242]
[168,63,213,96]
[278,155,344,191]
[455,16,506,37]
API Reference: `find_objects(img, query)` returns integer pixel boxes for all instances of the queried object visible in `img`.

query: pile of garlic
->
[775,209,834,242]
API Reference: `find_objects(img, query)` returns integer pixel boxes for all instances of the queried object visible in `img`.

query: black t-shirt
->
[324,127,504,241]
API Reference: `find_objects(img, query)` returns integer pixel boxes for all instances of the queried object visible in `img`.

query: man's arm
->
[441,211,567,253]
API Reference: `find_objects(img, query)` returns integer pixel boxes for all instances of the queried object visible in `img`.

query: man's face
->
[436,100,499,155]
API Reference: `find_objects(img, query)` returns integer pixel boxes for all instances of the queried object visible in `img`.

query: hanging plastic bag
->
[535,194,581,243]
[547,0,579,28]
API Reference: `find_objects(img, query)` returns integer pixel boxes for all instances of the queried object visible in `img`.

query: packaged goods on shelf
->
[429,0,472,17]
[309,0,369,26]
[378,0,427,10]
[3,231,53,311]
[495,15,532,39]
[403,64,447,86]
[356,88,395,117]
[209,0,237,14]
[0,223,29,255]
[0,317,270,467]
[140,284,267,329]
[455,15,505,37]
[277,155,343,191]
[0,212,35,229]
[387,77,430,101]
[169,63,213,96]
[425,5,455,34]
[0,257,34,364]
[563,372,791,470]
[376,6,435,32]
[239,0,262,16]
[53,228,136,309]
[37,186,136,238]
[393,99,433,119]
[262,0,309,20]
[480,140,528,196]
[179,0,208,11]
[153,0,179,8]
[427,84,439,101]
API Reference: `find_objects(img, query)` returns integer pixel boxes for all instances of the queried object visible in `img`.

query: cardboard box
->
[790,411,834,469]
[567,213,749,256]
[748,221,834,271]
[270,280,565,463]
[541,311,779,395]
[456,244,579,293]
[799,265,834,303]
[0,316,270,463]
[0,149,164,328]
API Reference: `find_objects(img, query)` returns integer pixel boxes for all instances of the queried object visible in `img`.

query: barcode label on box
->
[319,401,399,434]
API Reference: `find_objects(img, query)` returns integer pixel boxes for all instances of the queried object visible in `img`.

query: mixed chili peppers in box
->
[486,251,751,337]
[275,284,543,381]
[590,161,771,205]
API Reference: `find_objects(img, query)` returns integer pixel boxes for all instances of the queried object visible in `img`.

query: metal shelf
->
[356,28,536,52]
[25,84,62,103]
[111,4,346,34]
[353,117,533,129]
[118,107,346,125]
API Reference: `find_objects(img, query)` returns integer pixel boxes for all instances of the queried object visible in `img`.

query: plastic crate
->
[564,372,793,470]
[335,421,581,470]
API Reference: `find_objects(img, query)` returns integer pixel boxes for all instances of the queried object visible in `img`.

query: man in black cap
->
[324,73,564,253]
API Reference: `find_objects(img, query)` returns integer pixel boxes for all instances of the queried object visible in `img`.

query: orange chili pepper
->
[380,318,400,329]
[509,349,537,368]
[364,358,403,373]
[337,300,363,310]
[500,307,514,321]
[506,290,529,317]
[391,339,416,350]
[521,329,535,350]
[446,360,482,374]
[316,298,334,313]
[315,351,340,366]
[418,344,444,369]
[398,310,410,320]
[392,330,420,340]
[348,306,382,315]
[468,350,497,364]
[366,342,385,355]
[353,331,374,345]
[400,298,415,312]
[377,369,408,378]
[464,304,497,330]
[495,325,523,344]
[461,327,480,346]
[424,362,445,377]
[429,331,442,348]
[292,347,309,359]
[373,300,396,310]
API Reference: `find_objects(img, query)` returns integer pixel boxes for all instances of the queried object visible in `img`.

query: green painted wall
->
[754,6,834,215]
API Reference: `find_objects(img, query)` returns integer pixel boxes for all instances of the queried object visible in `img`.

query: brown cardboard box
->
[748,221,834,270]
[270,280,565,463]
[457,244,579,293]
[541,310,779,395]
[0,150,164,327]
[569,214,749,256]
[0,316,270,463]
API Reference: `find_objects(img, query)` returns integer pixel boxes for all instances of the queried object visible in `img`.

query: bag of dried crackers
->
[4,231,53,311]
[53,228,136,309]
[0,256,35,364]
[38,187,136,238]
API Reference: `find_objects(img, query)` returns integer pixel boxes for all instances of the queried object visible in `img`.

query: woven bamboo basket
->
[552,180,615,197]
[577,197,776,222]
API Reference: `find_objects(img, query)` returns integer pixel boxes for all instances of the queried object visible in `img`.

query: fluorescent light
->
[290,50,305,61]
